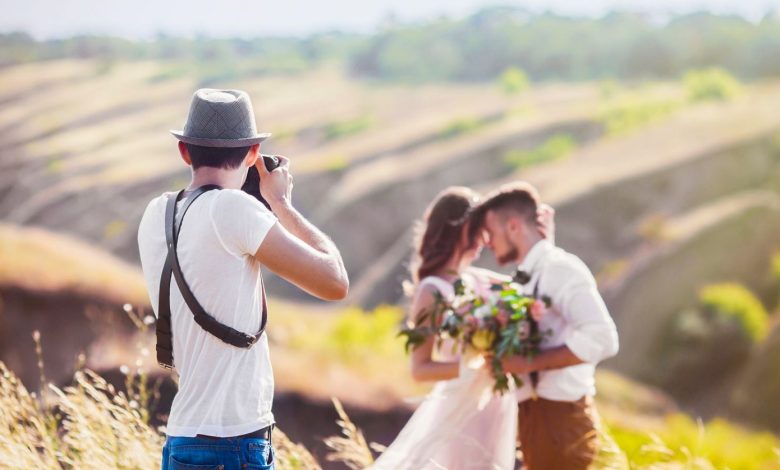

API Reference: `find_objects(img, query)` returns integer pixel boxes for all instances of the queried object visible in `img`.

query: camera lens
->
[262,155,280,172]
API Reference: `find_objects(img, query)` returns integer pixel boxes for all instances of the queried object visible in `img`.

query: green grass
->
[607,414,780,470]
[685,67,743,103]
[503,134,575,169]
[287,305,406,366]
[499,66,530,95]
[438,116,487,138]
[699,283,770,342]
[599,96,682,136]
[323,114,374,141]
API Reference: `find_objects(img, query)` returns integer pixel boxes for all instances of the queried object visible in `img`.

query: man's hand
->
[257,155,292,209]
[253,154,349,301]
[536,203,555,245]
[499,346,585,375]
[501,355,535,374]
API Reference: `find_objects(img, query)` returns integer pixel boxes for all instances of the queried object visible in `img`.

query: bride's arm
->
[409,285,459,382]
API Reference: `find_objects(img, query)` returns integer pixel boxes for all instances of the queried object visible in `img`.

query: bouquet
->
[399,277,551,394]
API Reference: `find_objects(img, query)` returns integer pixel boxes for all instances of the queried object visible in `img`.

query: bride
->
[371,186,553,470]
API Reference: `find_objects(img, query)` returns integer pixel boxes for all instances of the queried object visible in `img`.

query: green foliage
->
[323,115,373,141]
[349,11,780,83]
[289,305,406,364]
[504,134,575,169]
[499,67,530,95]
[607,414,780,469]
[438,117,485,138]
[5,12,780,83]
[599,97,681,136]
[685,67,743,102]
[699,283,769,342]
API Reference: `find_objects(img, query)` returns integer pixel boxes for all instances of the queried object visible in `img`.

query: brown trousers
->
[517,395,600,470]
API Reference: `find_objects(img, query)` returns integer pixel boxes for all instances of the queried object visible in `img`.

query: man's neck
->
[186,167,244,192]
[515,233,544,266]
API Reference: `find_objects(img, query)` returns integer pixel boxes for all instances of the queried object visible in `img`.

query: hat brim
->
[170,130,271,148]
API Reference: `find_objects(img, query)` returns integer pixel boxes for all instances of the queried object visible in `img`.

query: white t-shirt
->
[137,188,278,437]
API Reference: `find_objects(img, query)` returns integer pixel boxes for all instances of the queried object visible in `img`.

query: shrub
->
[438,116,485,138]
[503,134,575,169]
[499,67,530,95]
[699,283,769,342]
[684,67,742,102]
[323,115,373,141]
[599,97,680,136]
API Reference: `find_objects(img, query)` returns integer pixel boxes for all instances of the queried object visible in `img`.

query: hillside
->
[3,57,780,447]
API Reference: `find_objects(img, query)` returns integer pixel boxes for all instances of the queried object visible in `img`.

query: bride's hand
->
[537,203,555,245]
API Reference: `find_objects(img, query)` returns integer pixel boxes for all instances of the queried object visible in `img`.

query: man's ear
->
[245,144,260,167]
[178,141,192,166]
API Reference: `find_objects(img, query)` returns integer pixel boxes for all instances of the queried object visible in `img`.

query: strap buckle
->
[158,361,174,371]
[244,334,258,348]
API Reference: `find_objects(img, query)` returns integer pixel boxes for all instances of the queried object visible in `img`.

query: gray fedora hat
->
[171,88,271,148]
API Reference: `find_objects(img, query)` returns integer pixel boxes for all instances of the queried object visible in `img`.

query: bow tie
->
[513,268,532,285]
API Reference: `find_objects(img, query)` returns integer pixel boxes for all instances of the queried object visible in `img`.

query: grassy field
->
[2,319,779,470]
[4,58,780,468]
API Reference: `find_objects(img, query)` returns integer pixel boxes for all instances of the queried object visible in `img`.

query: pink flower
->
[496,311,509,328]
[530,299,546,322]
[465,316,479,329]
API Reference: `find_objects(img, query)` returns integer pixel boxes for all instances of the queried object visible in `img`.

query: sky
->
[2,0,780,39]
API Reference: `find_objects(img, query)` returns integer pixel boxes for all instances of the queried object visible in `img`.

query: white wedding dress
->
[371,275,518,470]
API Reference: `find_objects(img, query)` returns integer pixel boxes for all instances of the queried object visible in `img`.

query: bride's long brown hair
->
[409,186,480,287]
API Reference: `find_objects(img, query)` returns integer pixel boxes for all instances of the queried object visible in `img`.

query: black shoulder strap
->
[156,186,268,370]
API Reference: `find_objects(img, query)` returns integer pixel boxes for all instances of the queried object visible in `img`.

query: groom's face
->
[483,210,520,265]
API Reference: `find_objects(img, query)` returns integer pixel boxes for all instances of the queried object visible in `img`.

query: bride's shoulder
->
[416,276,455,297]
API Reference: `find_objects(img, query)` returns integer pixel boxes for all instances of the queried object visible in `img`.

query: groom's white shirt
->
[515,239,619,403]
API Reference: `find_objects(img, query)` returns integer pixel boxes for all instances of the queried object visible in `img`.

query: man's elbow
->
[320,275,349,301]
[603,334,620,360]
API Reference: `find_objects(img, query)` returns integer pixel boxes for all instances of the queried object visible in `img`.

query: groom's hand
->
[536,203,555,245]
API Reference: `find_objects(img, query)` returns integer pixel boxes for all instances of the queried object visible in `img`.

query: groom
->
[469,182,619,470]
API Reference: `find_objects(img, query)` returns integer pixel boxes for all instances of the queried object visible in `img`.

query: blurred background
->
[3,0,780,468]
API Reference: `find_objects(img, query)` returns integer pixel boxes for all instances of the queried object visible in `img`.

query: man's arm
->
[253,156,349,301]
[504,260,619,374]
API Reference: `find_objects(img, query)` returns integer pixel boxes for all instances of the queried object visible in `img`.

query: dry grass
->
[0,223,148,306]
[1,326,778,470]
[324,398,375,470]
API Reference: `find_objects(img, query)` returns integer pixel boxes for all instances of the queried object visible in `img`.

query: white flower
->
[474,305,492,318]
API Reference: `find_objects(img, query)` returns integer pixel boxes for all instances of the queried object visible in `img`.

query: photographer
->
[137,88,348,470]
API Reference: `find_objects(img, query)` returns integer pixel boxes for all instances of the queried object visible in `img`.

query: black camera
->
[241,154,281,211]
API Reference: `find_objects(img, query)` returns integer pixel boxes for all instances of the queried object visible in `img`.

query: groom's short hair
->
[468,181,540,240]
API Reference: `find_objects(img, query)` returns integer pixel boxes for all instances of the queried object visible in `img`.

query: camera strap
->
[156,185,268,370]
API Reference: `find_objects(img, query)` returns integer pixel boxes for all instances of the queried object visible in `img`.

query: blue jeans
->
[161,435,275,470]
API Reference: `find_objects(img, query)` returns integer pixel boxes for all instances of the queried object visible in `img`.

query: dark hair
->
[186,143,252,170]
[468,181,540,244]
[410,187,479,285]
